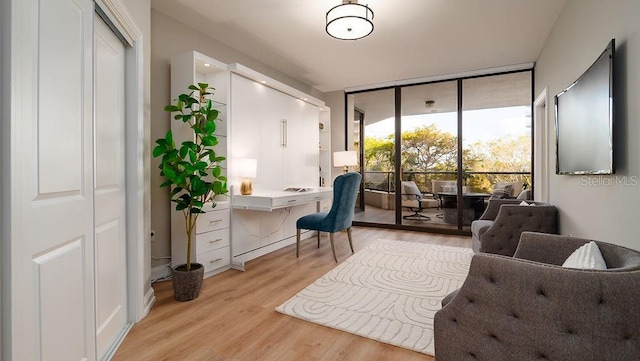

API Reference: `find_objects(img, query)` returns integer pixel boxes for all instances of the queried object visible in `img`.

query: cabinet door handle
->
[210,258,223,263]
[284,118,288,148]
[209,238,223,244]
[281,119,286,147]
[209,219,222,224]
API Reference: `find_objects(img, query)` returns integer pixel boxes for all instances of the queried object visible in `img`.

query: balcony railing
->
[364,170,531,194]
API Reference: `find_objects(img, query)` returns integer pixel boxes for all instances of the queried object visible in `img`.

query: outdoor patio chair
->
[401,181,439,221]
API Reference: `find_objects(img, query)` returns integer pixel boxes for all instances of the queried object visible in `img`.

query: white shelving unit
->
[319,108,332,212]
[169,51,231,278]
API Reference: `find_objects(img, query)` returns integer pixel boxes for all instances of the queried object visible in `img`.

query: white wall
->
[535,0,640,248]
[150,10,324,269]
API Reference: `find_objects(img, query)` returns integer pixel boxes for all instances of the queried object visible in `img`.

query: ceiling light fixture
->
[326,0,374,41]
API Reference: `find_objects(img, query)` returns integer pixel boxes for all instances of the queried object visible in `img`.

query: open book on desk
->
[284,187,313,192]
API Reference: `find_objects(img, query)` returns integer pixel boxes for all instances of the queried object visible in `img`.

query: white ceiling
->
[151,0,566,93]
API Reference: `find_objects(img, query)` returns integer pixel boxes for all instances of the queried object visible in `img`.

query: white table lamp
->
[333,150,357,174]
[237,158,257,195]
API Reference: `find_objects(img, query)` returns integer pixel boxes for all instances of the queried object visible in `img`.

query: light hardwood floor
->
[113,227,471,361]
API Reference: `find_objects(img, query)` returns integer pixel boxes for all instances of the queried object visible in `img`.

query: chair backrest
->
[431,180,456,194]
[401,181,422,200]
[494,181,524,198]
[325,172,362,232]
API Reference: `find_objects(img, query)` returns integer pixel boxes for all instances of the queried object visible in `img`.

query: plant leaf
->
[162,165,176,181]
[166,130,174,147]
[152,145,166,157]
[205,120,216,134]
[164,105,180,112]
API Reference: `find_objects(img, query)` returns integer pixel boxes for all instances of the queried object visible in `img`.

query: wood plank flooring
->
[113,227,471,361]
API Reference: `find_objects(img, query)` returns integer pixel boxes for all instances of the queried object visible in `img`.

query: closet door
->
[94,14,128,359]
[10,0,97,360]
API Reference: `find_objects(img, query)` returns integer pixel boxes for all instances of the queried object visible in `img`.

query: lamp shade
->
[236,158,257,178]
[333,150,358,167]
[326,1,374,40]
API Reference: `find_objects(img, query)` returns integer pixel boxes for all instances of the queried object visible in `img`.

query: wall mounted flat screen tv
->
[555,39,615,175]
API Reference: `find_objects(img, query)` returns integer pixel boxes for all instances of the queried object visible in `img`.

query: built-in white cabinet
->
[169,51,230,277]
[168,54,328,271]
[171,202,231,277]
[229,73,319,189]
[228,66,327,269]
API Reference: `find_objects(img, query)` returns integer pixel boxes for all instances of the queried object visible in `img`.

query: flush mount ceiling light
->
[326,0,374,40]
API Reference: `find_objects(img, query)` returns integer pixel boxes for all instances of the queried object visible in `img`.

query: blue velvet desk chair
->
[296,172,362,262]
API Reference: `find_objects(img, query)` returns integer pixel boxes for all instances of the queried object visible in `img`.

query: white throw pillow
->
[562,241,607,270]
[519,200,529,206]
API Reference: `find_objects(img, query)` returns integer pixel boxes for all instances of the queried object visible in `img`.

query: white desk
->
[232,187,333,211]
[230,187,333,270]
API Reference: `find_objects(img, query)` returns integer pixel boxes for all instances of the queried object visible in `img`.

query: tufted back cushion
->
[479,204,557,256]
[434,250,640,360]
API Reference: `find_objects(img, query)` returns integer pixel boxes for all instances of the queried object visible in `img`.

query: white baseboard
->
[142,286,155,319]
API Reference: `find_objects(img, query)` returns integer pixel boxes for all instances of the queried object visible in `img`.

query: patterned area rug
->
[275,239,473,355]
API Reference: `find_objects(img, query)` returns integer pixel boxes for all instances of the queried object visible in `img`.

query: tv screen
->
[555,39,615,175]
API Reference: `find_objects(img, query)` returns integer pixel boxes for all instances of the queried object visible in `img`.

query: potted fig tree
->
[153,83,228,301]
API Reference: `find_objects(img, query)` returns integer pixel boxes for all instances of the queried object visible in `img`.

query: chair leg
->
[347,227,354,254]
[329,233,338,262]
[296,228,301,258]
[317,231,320,248]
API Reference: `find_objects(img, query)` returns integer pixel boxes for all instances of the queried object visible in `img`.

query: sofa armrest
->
[480,205,557,256]
[434,253,640,361]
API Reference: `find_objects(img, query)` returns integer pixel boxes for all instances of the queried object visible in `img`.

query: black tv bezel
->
[554,38,615,175]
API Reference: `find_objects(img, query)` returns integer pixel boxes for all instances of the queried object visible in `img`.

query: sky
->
[365,106,532,146]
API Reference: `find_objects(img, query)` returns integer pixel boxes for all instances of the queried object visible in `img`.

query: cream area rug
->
[275,239,473,356]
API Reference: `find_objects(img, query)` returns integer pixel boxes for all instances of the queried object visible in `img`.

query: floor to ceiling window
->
[349,88,396,225]
[350,69,533,233]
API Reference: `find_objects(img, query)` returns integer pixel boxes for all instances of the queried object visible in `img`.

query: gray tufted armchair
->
[471,199,557,256]
[434,232,640,361]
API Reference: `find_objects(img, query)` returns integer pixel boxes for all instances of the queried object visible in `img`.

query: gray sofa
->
[434,232,640,361]
[471,199,557,256]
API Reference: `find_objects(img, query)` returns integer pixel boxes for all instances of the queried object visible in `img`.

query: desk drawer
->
[195,209,230,234]
[196,228,230,253]
[271,192,319,208]
[198,247,230,274]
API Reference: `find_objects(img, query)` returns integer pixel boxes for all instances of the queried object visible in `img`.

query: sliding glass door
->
[461,73,533,200]
[351,88,396,225]
[400,81,459,229]
[349,70,533,233]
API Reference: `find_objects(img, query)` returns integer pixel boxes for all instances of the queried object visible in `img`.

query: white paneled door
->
[9,1,131,359]
[94,14,128,360]
[11,0,96,360]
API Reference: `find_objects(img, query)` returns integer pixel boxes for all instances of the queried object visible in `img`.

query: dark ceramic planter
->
[171,263,205,301]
